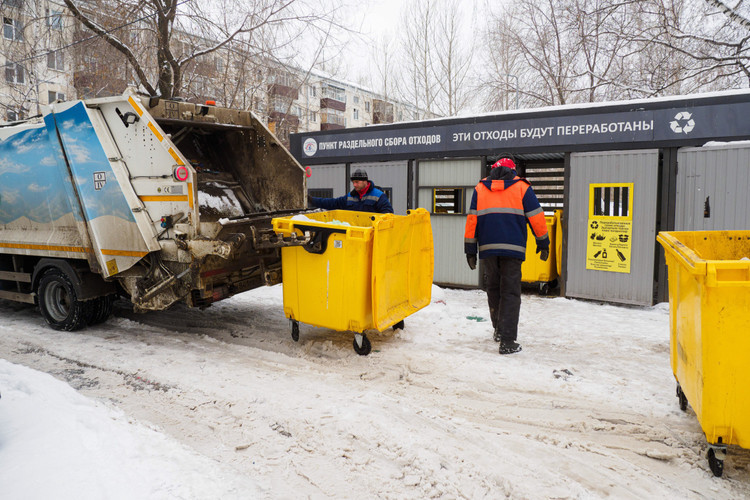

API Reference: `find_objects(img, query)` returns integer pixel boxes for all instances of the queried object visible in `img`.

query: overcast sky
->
[334,0,489,92]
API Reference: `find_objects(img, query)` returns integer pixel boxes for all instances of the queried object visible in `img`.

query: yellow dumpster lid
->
[371,209,434,331]
[658,230,750,285]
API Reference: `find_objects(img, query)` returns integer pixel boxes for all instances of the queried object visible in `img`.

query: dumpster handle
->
[292,223,348,254]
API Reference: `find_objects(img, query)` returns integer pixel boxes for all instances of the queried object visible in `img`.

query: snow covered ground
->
[1,284,749,499]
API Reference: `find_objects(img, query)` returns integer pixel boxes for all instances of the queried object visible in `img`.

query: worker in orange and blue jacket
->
[464,157,549,355]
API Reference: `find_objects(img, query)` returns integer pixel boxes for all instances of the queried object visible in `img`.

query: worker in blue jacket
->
[309,169,394,214]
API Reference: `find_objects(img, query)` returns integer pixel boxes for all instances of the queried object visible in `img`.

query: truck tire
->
[84,295,115,325]
[38,268,87,331]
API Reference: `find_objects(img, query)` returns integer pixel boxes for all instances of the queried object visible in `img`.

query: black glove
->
[466,254,477,270]
[538,248,549,261]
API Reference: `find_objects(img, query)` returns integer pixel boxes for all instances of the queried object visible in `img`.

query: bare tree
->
[631,0,750,90]
[492,0,583,106]
[394,0,476,116]
[431,0,475,115]
[483,0,748,110]
[398,0,438,114]
[369,33,396,100]
[480,11,525,111]
[62,0,347,99]
[567,0,630,102]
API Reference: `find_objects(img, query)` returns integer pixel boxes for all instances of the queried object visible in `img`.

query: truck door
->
[48,100,157,278]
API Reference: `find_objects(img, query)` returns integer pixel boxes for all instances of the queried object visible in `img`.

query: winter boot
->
[499,340,522,355]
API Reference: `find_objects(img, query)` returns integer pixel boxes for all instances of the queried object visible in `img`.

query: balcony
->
[372,99,394,124]
[320,97,345,112]
[269,83,299,100]
[269,110,300,128]
[320,112,345,130]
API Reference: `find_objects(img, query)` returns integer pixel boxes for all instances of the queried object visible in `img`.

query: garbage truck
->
[0,90,307,330]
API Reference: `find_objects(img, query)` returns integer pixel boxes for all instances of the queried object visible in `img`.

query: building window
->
[309,110,317,122]
[381,187,392,200]
[353,96,359,104]
[308,188,333,198]
[48,91,65,103]
[4,17,23,41]
[433,188,464,214]
[47,50,64,71]
[270,70,294,88]
[353,108,359,120]
[5,62,24,84]
[309,85,317,97]
[46,9,63,29]
[6,107,26,121]
[365,101,370,112]
[321,108,345,126]
[322,84,345,102]
[272,97,289,113]
[7,0,23,8]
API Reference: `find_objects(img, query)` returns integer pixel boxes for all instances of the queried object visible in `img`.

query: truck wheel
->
[85,295,115,326]
[38,269,87,331]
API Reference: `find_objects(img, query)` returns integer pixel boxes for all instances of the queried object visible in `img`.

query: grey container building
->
[291,90,750,306]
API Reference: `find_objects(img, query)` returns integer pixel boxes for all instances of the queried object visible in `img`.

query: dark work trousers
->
[483,256,523,343]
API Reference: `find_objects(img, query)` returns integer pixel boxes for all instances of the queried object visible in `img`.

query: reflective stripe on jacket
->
[464,175,549,260]
[310,181,394,214]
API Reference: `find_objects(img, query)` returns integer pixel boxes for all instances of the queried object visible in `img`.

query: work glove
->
[537,247,549,262]
[466,254,477,270]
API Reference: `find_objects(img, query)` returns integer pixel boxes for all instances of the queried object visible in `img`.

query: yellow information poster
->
[586,183,633,273]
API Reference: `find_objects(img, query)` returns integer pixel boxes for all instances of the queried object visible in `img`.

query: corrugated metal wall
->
[417,159,482,286]
[351,161,408,214]
[676,144,750,230]
[566,150,659,305]
[307,163,347,198]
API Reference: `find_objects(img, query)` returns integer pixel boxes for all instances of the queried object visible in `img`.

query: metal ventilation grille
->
[522,161,565,214]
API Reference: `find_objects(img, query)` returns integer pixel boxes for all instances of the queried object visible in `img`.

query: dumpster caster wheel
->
[291,320,299,342]
[393,320,405,331]
[539,282,550,295]
[676,383,688,412]
[707,447,726,477]
[353,333,371,356]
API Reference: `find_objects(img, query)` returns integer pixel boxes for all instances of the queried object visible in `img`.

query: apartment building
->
[295,70,432,133]
[0,4,434,145]
[1,0,74,121]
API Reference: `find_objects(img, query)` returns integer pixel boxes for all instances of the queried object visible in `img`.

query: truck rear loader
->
[0,91,306,330]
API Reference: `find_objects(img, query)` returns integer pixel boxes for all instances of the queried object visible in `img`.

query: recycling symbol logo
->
[670,111,695,134]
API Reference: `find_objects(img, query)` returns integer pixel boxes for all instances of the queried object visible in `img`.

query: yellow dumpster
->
[272,209,434,355]
[521,211,559,294]
[657,230,750,477]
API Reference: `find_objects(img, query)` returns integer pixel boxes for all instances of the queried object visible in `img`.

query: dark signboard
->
[290,93,750,164]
